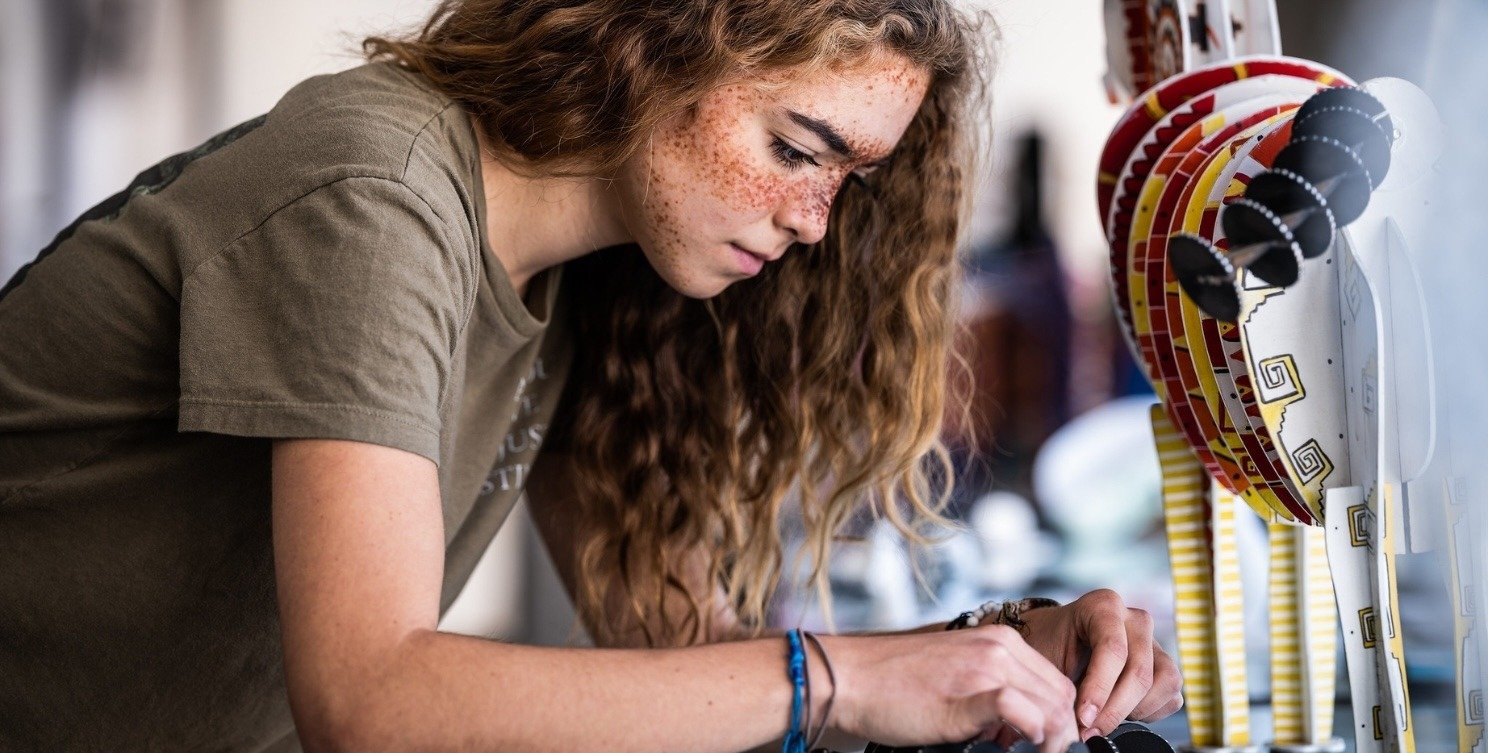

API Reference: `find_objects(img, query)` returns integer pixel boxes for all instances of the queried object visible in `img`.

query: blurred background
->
[3,0,1483,750]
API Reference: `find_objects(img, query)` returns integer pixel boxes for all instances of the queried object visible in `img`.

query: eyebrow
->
[786,110,856,160]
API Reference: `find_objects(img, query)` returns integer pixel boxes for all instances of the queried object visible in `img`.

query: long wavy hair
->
[366,0,990,646]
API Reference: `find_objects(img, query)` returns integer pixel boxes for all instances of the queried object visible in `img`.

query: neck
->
[468,113,633,296]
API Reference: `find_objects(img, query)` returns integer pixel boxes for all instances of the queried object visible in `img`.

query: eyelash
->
[769,136,872,189]
[769,137,818,170]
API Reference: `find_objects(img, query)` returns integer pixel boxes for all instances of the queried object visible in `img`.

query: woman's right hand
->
[820,626,1081,753]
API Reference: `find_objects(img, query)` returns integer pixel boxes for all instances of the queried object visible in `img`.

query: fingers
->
[1129,644,1184,722]
[969,626,1079,753]
[1070,590,1129,733]
[971,687,1075,753]
[972,687,1046,744]
[1089,606,1155,734]
[991,724,1021,749]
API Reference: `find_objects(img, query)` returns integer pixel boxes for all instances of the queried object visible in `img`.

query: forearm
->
[334,628,830,753]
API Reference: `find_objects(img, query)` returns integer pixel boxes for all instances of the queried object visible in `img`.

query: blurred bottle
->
[945,130,1074,515]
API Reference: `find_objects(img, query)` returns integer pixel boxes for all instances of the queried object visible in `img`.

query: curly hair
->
[366,0,991,646]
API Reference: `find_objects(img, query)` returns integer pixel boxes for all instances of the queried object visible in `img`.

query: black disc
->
[1273,136,1373,224]
[1107,728,1175,753]
[1218,198,1303,286]
[1244,168,1337,258]
[866,738,1009,753]
[1292,105,1393,189]
[868,743,967,753]
[1086,735,1120,753]
[1295,86,1392,140]
[1111,722,1152,737]
[1170,234,1241,322]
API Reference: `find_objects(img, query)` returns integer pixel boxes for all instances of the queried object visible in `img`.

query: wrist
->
[947,597,1062,633]
[808,633,860,739]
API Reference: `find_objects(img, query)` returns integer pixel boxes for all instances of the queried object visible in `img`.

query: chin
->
[647,261,736,300]
[633,241,740,299]
[670,275,734,300]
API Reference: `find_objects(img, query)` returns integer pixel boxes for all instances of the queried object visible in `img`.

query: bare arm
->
[272,439,829,753]
[273,439,1090,753]
[526,449,915,752]
[528,449,856,752]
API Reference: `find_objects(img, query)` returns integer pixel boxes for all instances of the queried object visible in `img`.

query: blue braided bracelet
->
[783,628,808,753]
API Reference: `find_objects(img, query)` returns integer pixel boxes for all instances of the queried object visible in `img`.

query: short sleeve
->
[177,176,472,465]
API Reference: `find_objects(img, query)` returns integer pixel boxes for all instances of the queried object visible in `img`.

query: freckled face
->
[613,51,931,298]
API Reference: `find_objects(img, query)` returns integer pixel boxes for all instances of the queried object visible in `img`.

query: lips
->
[730,243,769,262]
[729,243,766,276]
[733,242,788,263]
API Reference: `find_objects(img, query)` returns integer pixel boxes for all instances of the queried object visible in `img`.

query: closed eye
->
[769,137,819,171]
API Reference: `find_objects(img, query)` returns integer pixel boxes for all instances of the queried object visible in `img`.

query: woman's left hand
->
[1016,589,1184,739]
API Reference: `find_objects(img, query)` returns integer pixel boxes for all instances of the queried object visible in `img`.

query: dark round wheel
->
[1295,86,1392,141]
[1170,234,1241,322]
[1244,168,1337,258]
[1218,198,1303,287]
[1273,136,1373,224]
[865,738,1009,753]
[1292,105,1393,189]
[1108,725,1176,753]
[1086,735,1120,753]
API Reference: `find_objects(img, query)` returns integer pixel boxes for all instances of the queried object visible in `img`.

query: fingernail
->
[1079,703,1098,727]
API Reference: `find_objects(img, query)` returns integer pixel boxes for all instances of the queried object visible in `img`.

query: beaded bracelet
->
[946,597,1060,633]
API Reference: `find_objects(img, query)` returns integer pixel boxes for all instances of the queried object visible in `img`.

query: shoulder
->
[261,62,478,199]
[161,62,485,281]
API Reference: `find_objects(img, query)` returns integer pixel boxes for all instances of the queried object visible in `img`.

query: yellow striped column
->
[1300,525,1340,747]
[1268,522,1340,748]
[1154,407,1251,748]
[1269,522,1305,745]
[1212,486,1252,746]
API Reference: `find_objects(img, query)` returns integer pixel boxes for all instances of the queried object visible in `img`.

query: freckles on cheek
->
[700,90,791,213]
[719,167,787,215]
[803,180,838,230]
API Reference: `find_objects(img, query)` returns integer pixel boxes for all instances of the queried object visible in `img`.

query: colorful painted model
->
[1098,3,1476,753]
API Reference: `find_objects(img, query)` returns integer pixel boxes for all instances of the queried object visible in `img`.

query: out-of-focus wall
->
[0,0,434,280]
[0,0,537,641]
[966,0,1121,285]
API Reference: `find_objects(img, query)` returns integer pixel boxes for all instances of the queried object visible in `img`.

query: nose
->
[775,180,832,246]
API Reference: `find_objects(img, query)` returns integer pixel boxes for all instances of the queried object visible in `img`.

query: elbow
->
[292,630,445,753]
[290,686,375,753]
[286,663,402,753]
[298,689,414,753]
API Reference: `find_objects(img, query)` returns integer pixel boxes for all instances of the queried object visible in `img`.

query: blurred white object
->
[1034,395,1164,585]
[853,520,922,629]
[968,490,1053,593]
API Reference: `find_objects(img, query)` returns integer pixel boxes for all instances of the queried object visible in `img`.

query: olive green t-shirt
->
[0,62,573,751]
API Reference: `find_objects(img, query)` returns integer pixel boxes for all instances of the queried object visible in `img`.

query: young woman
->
[0,0,1181,751]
